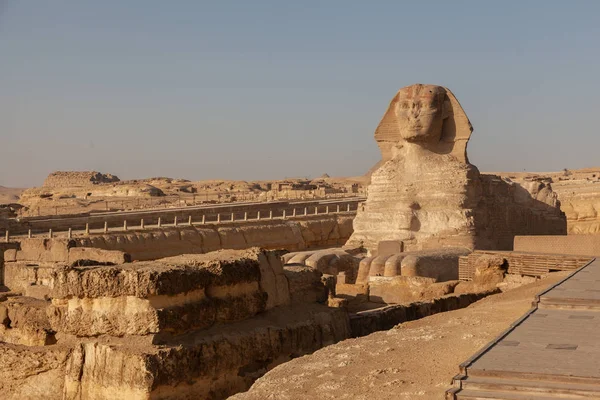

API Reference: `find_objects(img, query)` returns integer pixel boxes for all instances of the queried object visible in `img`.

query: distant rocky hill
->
[43,171,120,187]
[0,186,24,205]
[11,171,366,217]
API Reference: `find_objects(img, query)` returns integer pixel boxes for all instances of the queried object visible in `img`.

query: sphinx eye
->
[399,102,410,109]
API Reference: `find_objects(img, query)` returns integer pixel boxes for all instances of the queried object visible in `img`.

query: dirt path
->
[231,273,568,400]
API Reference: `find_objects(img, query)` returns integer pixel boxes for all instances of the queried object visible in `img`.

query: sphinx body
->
[284,84,565,289]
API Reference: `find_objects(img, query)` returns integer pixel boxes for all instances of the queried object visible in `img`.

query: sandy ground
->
[230,272,568,400]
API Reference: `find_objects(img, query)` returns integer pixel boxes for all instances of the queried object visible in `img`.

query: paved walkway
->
[447,258,600,399]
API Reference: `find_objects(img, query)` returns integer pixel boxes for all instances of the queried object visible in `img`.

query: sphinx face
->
[395,85,446,143]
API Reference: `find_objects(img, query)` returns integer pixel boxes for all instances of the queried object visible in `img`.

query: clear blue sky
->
[2,1,600,187]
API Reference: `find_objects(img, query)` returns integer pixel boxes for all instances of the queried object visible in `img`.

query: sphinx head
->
[395,84,448,143]
[374,83,474,163]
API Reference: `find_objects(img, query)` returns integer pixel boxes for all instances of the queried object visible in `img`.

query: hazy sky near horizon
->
[2,1,600,187]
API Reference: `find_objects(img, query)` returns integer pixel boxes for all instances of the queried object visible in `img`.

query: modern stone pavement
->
[447,258,600,399]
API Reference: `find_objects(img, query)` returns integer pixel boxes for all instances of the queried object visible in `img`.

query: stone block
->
[0,296,55,346]
[15,239,73,263]
[45,249,293,337]
[283,266,327,304]
[68,247,131,266]
[377,240,403,257]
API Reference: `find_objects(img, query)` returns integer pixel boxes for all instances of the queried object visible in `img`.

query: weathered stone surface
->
[43,171,120,187]
[284,248,361,283]
[472,254,507,287]
[473,174,566,250]
[368,276,461,304]
[5,238,74,263]
[0,244,354,400]
[1,304,350,400]
[0,343,71,400]
[495,169,600,234]
[68,247,131,266]
[356,247,470,284]
[3,262,57,293]
[283,266,328,304]
[47,249,288,337]
[347,83,565,254]
[59,215,354,261]
[0,296,55,346]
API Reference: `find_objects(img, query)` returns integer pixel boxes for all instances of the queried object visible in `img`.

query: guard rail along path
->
[4,200,361,240]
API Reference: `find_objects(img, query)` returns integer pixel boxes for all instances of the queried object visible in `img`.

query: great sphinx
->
[346,84,481,253]
[285,83,565,287]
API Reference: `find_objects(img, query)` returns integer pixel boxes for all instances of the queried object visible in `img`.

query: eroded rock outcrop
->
[497,169,600,234]
[0,248,351,399]
[43,171,121,188]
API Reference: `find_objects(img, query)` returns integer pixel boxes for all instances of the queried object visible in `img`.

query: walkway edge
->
[446,257,596,398]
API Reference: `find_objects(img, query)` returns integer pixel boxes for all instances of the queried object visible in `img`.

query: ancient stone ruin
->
[0,246,351,399]
[43,171,120,188]
[288,83,566,302]
[347,84,565,254]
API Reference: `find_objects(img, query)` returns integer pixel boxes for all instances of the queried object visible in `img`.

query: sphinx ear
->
[442,98,451,119]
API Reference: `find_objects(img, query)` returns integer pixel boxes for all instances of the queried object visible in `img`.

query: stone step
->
[539,299,600,311]
[466,368,600,386]
[460,375,600,398]
[455,388,579,400]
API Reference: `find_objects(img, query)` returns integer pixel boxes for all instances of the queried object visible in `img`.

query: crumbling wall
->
[70,216,353,261]
[471,175,566,250]
[4,215,353,264]
[0,249,351,400]
[47,249,292,337]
